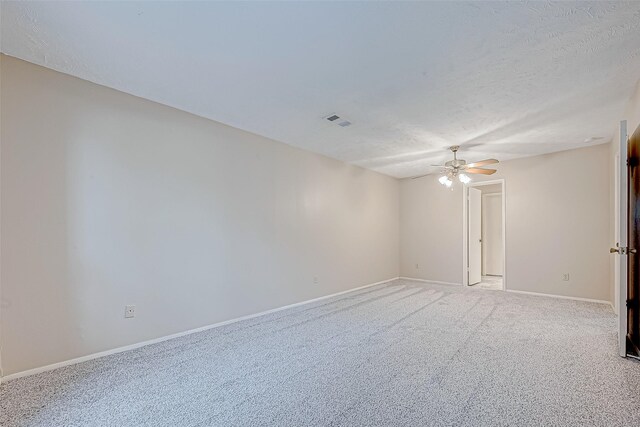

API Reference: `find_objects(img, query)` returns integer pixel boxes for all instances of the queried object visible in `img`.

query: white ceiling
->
[2,1,640,178]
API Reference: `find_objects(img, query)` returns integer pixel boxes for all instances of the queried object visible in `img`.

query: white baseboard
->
[1,277,399,382]
[506,289,612,306]
[399,278,613,309]
[399,277,462,287]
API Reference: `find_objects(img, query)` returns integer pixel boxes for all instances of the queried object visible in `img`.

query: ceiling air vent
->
[324,113,352,128]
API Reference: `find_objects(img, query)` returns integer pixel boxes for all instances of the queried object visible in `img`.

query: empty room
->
[1,1,640,426]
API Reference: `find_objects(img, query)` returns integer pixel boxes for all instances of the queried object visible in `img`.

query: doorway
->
[463,180,506,290]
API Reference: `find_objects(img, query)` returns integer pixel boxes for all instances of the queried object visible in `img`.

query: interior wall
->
[482,193,502,276]
[0,55,400,376]
[479,183,501,194]
[400,143,611,301]
[399,175,462,284]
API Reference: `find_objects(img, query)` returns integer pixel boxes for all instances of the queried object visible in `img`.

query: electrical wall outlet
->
[313,276,319,284]
[562,273,570,281]
[416,263,419,269]
[125,305,136,318]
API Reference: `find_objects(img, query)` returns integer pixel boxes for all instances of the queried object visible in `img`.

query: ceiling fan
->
[412,145,499,187]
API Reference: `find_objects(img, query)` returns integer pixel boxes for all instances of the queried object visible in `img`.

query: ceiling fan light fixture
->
[458,173,471,184]
[439,175,452,187]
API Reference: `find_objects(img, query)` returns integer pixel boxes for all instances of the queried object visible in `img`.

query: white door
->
[482,194,503,276]
[614,120,628,357]
[468,187,482,285]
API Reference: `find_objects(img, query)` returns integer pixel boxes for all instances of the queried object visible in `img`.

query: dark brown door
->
[627,124,640,357]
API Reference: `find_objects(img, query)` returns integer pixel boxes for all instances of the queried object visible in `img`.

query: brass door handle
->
[610,247,637,254]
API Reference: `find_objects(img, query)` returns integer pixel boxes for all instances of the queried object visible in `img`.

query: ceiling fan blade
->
[411,174,430,180]
[465,159,498,168]
[466,168,496,175]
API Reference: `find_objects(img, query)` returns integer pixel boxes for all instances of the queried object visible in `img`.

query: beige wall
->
[482,193,502,276]
[401,143,611,301]
[0,56,400,376]
[479,183,501,194]
[400,176,463,284]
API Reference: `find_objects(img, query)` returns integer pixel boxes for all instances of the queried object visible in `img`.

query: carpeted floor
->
[1,279,639,426]
[470,275,503,290]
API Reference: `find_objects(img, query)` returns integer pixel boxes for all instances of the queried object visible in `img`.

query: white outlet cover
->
[125,305,136,318]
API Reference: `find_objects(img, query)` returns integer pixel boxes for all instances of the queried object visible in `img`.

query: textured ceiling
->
[2,1,640,178]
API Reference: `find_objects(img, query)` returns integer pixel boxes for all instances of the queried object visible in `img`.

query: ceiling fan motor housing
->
[445,159,467,168]
[445,145,466,175]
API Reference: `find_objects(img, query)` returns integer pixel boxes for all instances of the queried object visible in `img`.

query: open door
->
[626,122,640,358]
[468,187,482,285]
[614,121,628,357]
[613,120,640,359]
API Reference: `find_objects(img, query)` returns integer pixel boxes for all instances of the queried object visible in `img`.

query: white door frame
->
[468,187,483,285]
[614,151,620,315]
[462,179,506,290]
[616,120,628,357]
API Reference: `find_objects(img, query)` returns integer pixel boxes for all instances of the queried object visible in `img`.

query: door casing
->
[615,120,628,357]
